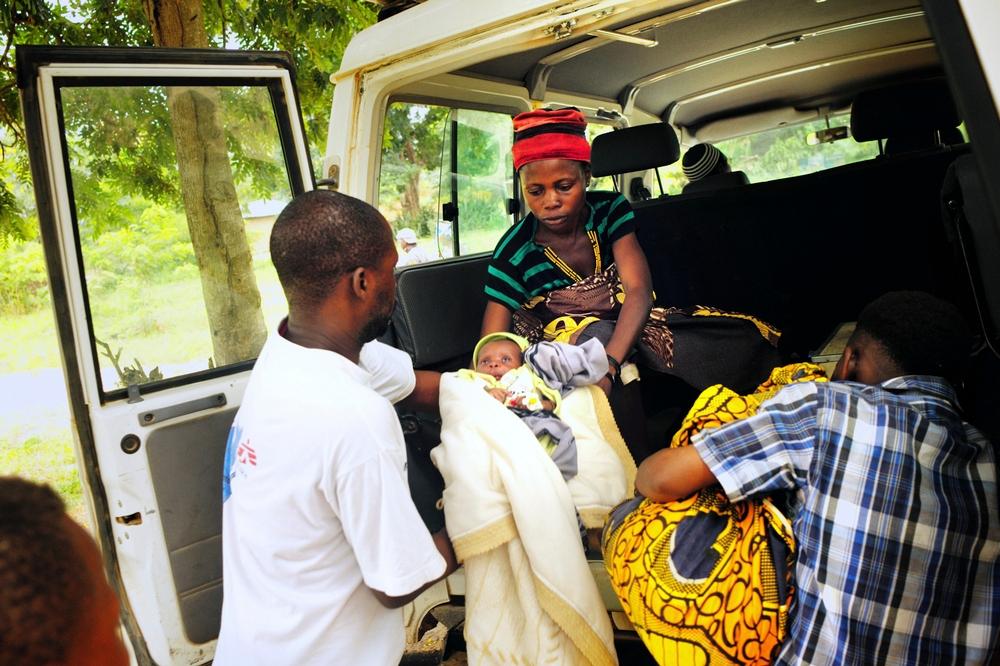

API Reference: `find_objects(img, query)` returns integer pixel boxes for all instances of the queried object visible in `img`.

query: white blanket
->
[432,373,636,666]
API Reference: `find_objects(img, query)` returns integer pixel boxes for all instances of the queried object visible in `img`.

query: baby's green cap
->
[472,332,530,367]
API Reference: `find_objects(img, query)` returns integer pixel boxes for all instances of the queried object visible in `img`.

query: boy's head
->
[474,332,529,380]
[0,477,129,666]
[834,291,972,385]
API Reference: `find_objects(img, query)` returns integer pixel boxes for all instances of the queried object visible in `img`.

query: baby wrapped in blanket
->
[457,332,608,483]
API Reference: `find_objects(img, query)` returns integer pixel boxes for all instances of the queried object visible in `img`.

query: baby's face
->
[477,339,523,379]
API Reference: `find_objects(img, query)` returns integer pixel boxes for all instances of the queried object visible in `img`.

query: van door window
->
[712,113,879,183]
[58,83,294,400]
[379,102,514,261]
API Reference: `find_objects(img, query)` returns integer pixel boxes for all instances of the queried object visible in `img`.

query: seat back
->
[385,254,490,369]
[591,122,680,177]
[940,153,1000,444]
[681,170,749,194]
[851,78,961,155]
[634,146,967,354]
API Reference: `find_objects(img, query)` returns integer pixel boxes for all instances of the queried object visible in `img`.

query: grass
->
[0,217,500,528]
[0,426,88,527]
[0,220,284,526]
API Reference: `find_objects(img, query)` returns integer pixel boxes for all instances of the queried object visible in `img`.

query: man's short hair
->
[855,291,971,383]
[0,477,93,664]
[270,190,392,307]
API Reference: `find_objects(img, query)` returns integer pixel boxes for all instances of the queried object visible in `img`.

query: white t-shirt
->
[396,245,433,267]
[214,329,446,666]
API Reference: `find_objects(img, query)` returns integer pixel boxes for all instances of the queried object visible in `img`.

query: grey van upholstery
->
[851,78,962,154]
[681,170,750,194]
[147,406,234,643]
[590,122,680,177]
[941,154,1000,443]
[387,254,490,369]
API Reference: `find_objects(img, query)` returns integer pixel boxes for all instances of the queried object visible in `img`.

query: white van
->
[16,0,1000,663]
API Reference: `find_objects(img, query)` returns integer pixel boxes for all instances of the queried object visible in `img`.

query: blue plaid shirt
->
[693,376,1000,665]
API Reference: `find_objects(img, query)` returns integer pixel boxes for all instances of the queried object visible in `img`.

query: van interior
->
[16,0,1000,662]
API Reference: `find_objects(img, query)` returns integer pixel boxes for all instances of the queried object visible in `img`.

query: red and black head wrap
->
[511,107,591,171]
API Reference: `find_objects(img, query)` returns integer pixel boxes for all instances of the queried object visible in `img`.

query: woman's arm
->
[606,232,654,367]
[481,301,513,336]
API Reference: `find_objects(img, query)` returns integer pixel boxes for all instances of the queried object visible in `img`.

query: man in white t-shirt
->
[396,227,434,267]
[215,190,457,666]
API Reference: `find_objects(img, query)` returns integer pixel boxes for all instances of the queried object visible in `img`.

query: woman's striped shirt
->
[484,191,636,310]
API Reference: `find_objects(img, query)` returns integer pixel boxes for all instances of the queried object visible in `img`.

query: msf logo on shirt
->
[222,423,257,503]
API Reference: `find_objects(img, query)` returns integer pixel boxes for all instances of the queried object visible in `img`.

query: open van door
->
[16,46,313,665]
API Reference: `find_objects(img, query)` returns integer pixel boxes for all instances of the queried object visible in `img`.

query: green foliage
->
[82,205,195,293]
[0,0,378,240]
[458,186,506,231]
[0,238,49,314]
[715,115,878,183]
[0,429,86,525]
[206,1,378,166]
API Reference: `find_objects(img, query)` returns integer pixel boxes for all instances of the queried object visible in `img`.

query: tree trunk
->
[402,139,422,225]
[143,0,267,366]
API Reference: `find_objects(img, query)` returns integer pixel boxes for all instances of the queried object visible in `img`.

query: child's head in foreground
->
[474,332,530,380]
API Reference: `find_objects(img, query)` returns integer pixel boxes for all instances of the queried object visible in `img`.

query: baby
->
[461,332,608,481]
[475,335,559,413]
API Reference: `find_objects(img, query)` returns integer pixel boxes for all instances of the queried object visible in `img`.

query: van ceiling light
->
[588,28,658,47]
[766,36,802,49]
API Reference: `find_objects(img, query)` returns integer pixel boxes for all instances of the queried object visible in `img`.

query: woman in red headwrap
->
[481,107,664,459]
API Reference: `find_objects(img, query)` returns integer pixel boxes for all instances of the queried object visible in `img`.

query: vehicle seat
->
[681,170,750,194]
[940,154,1000,445]
[851,78,962,155]
[591,122,680,201]
[383,254,489,370]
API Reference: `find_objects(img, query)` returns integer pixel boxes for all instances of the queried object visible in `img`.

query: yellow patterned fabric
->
[602,363,827,665]
[691,306,782,347]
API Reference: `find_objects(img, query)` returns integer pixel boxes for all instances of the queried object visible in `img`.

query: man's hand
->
[635,446,717,502]
[371,527,458,609]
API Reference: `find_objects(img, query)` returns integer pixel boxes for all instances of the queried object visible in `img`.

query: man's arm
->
[371,527,459,608]
[640,383,821,504]
[396,370,441,414]
[635,446,717,502]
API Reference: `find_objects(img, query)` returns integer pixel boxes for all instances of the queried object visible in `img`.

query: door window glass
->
[59,84,293,398]
[713,113,878,184]
[379,102,514,263]
[455,108,515,255]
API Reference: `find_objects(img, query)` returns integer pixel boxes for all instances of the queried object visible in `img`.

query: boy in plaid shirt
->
[635,291,999,664]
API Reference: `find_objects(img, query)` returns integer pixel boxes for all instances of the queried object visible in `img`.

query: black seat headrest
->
[850,78,960,143]
[681,170,749,194]
[591,122,680,177]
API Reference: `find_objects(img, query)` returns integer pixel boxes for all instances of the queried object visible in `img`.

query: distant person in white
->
[216,191,457,666]
[396,227,433,267]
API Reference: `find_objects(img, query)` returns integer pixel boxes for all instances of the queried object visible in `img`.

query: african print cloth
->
[513,262,784,395]
[694,375,1000,665]
[602,363,827,665]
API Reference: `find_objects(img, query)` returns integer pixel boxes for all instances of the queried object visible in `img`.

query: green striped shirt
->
[485,191,636,310]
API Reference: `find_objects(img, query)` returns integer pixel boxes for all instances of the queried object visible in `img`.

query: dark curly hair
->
[855,291,971,384]
[0,476,94,665]
[269,190,393,308]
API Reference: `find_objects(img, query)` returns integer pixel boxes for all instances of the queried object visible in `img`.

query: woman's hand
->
[597,374,613,396]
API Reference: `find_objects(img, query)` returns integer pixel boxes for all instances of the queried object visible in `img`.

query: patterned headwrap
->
[511,107,591,171]
[682,143,726,181]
